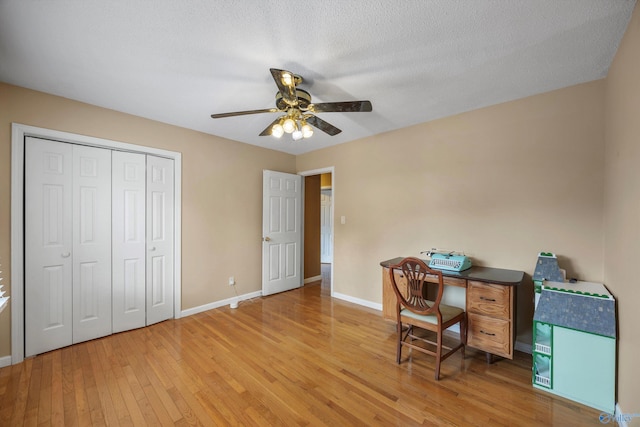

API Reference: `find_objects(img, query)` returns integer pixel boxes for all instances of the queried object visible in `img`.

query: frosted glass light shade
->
[271,123,284,138]
[301,123,313,138]
[282,73,293,86]
[283,118,296,133]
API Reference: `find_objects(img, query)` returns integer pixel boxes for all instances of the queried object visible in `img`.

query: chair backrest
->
[389,257,445,318]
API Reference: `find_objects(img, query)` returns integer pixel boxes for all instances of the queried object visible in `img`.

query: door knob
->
[263,237,271,242]
[61,252,71,258]
[149,246,157,251]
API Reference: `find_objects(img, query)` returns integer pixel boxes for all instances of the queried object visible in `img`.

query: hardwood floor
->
[0,270,602,426]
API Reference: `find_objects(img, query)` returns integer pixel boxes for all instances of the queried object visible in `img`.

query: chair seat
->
[400,302,464,325]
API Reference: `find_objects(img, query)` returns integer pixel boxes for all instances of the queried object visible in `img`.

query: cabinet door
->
[552,327,615,413]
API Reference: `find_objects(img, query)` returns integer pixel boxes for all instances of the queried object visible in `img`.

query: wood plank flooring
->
[0,268,602,426]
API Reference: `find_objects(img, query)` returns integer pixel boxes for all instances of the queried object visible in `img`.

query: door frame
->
[10,123,183,364]
[299,166,334,296]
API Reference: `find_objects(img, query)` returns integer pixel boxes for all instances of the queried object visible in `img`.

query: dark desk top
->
[380,257,524,286]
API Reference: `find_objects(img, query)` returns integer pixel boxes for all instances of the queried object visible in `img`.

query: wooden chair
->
[389,257,466,380]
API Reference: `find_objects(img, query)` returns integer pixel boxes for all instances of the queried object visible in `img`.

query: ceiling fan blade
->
[308,100,372,113]
[306,115,342,136]
[259,118,282,136]
[211,108,278,119]
[270,68,298,107]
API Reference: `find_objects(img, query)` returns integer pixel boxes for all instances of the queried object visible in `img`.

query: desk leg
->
[486,352,494,364]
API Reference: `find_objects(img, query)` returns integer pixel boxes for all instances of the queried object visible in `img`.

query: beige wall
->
[297,80,606,348]
[604,3,640,419]
[0,83,296,357]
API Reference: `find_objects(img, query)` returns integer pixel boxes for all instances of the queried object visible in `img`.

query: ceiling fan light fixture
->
[281,73,293,86]
[301,123,313,138]
[283,117,296,133]
[271,123,284,138]
[211,68,372,141]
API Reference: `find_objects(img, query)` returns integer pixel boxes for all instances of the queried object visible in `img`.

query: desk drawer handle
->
[480,330,496,336]
[479,296,496,302]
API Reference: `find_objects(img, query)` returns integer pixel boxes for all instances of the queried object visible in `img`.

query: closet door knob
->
[149,247,157,251]
[61,252,71,258]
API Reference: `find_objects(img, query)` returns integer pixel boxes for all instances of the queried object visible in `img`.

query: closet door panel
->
[25,137,73,357]
[112,152,147,333]
[72,145,112,344]
[146,155,174,325]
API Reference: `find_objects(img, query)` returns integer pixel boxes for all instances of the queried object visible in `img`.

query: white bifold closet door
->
[145,155,175,326]
[112,151,146,333]
[25,137,112,356]
[112,152,174,332]
[25,137,175,357]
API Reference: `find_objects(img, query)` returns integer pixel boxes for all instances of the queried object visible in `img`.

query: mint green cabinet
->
[533,283,616,414]
[533,321,615,413]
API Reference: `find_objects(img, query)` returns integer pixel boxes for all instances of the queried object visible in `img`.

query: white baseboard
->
[0,355,12,368]
[182,289,381,317]
[331,292,382,311]
[616,403,627,427]
[304,275,322,284]
[181,290,262,317]
[612,403,637,427]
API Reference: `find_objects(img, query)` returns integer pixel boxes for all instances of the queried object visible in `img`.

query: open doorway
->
[302,169,333,294]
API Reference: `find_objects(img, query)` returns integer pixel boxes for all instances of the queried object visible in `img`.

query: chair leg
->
[435,329,443,381]
[396,320,402,364]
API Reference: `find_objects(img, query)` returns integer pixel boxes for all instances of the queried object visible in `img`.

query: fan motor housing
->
[275,89,311,110]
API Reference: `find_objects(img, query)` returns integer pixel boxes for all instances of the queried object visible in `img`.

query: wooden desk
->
[380,257,524,360]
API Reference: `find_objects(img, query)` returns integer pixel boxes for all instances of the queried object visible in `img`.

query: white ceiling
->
[0,1,635,155]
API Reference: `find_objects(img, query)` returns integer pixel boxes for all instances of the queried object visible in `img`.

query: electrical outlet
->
[228,276,235,286]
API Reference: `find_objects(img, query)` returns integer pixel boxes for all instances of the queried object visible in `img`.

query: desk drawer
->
[467,281,510,319]
[423,274,466,288]
[467,313,511,358]
[382,268,408,320]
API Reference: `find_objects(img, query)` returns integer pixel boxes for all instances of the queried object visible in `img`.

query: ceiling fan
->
[210,68,372,141]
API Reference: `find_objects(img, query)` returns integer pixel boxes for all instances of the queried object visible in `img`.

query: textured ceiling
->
[0,1,635,155]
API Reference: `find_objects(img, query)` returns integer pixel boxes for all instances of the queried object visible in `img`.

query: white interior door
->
[262,170,302,296]
[320,189,333,263]
[25,137,73,356]
[112,151,146,333]
[146,155,175,325]
[71,145,112,344]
